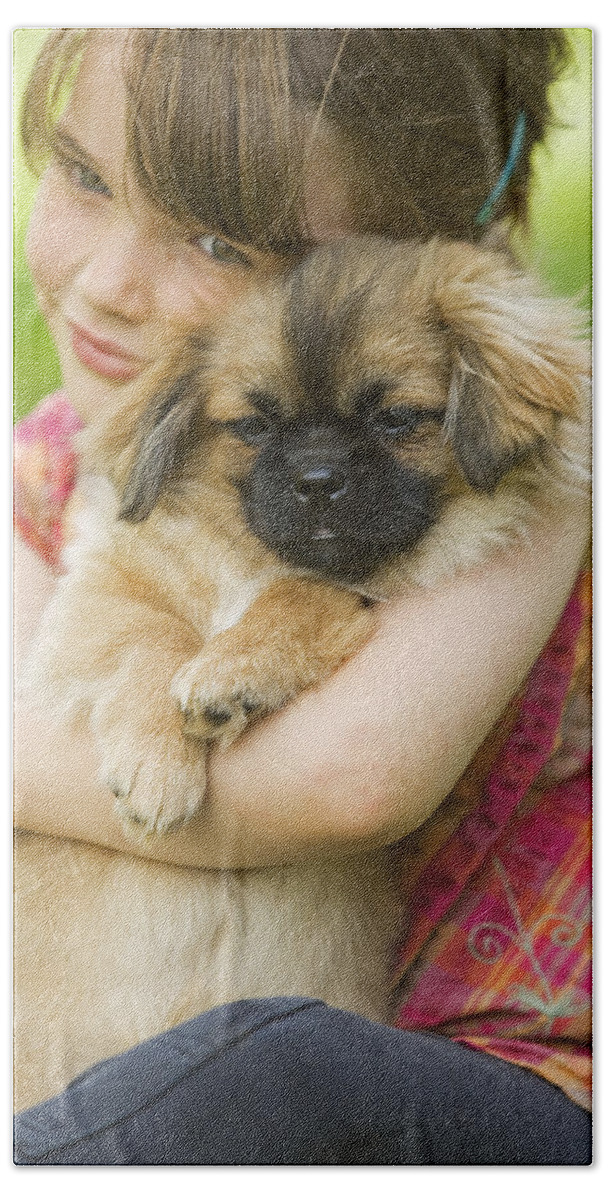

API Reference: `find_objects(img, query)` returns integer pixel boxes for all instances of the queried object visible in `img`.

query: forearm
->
[198,496,589,864]
[14,500,588,869]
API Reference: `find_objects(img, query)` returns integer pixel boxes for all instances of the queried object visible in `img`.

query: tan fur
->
[15,237,589,1111]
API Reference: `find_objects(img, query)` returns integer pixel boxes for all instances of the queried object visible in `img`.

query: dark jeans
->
[14,998,592,1166]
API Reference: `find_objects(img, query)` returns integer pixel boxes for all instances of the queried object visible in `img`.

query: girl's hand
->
[14,497,588,869]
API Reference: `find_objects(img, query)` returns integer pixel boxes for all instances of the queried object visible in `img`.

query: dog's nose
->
[292,464,347,503]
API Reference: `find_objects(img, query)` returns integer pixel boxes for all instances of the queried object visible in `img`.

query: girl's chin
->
[60,361,127,418]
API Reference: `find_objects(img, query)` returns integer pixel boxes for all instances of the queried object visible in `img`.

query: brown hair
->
[21,28,569,254]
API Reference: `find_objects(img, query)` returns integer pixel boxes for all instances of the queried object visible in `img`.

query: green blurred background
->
[13,28,592,423]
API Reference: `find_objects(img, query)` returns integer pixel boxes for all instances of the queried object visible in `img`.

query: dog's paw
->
[101,736,207,836]
[170,652,283,745]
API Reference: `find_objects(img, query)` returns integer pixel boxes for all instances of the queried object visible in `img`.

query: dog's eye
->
[224,415,273,447]
[368,406,428,439]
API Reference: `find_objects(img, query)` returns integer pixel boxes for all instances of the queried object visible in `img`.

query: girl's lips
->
[69,323,146,382]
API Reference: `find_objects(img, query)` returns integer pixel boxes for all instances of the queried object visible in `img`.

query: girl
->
[14,29,591,1165]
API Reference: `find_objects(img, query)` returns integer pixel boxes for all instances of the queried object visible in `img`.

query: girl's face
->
[26,31,354,422]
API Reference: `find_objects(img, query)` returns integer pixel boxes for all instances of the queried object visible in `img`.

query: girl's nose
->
[76,222,155,323]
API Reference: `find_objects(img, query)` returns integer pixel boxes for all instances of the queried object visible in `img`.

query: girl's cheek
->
[25,176,76,301]
[160,249,256,333]
[25,205,54,304]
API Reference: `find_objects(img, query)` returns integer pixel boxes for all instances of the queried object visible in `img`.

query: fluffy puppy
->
[15,236,588,1110]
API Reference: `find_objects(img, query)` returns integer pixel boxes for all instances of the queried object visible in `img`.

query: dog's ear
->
[119,372,204,522]
[444,342,545,492]
[427,240,588,492]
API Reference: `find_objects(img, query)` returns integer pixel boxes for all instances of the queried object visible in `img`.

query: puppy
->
[15,236,588,1111]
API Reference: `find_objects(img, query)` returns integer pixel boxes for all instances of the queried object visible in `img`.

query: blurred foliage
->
[13,29,63,420]
[13,28,592,421]
[513,28,592,307]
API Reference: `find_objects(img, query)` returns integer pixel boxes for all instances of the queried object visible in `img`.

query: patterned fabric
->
[13,392,83,571]
[14,394,592,1112]
[394,572,592,1111]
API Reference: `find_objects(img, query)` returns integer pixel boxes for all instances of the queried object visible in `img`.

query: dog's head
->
[117,236,586,584]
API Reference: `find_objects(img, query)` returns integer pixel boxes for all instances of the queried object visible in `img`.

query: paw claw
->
[114,796,193,838]
[101,738,206,838]
[114,798,148,831]
[171,655,278,744]
[180,691,265,742]
[107,778,131,801]
[201,704,232,727]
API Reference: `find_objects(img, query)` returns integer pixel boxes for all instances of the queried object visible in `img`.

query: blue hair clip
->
[475,110,527,226]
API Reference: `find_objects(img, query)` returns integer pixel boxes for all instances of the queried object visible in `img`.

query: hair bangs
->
[124,29,313,256]
[20,29,571,252]
[20,29,87,171]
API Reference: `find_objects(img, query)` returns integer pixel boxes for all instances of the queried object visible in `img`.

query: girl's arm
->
[14,498,588,869]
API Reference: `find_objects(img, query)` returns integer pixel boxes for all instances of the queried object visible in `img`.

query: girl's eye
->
[61,157,111,197]
[368,406,429,439]
[195,234,251,268]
